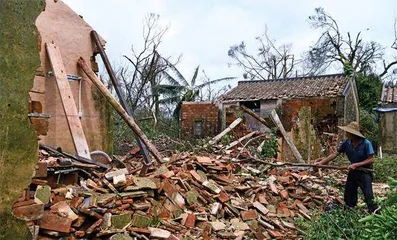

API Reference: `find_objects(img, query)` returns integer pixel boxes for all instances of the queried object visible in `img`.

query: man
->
[316,121,377,213]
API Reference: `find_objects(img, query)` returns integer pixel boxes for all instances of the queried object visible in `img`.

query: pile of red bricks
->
[12,145,345,239]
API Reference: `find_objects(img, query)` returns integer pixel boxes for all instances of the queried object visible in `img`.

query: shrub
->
[374,157,397,182]
[259,134,279,158]
[360,108,379,152]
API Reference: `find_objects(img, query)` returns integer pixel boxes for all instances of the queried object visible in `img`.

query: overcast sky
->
[63,0,397,87]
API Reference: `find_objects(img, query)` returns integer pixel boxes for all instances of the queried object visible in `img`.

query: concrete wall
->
[379,111,397,154]
[33,0,112,154]
[0,0,45,238]
[180,102,219,139]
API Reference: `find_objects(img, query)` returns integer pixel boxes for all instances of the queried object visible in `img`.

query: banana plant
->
[157,62,235,120]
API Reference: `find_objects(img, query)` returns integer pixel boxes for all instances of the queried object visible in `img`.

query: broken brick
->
[131,213,151,228]
[12,203,44,221]
[183,214,195,228]
[253,201,269,216]
[240,210,258,221]
[39,212,73,233]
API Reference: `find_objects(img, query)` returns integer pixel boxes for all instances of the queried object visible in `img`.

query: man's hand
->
[348,163,360,170]
[314,159,324,166]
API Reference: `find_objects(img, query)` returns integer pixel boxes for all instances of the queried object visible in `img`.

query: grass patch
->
[298,178,397,240]
[297,206,366,240]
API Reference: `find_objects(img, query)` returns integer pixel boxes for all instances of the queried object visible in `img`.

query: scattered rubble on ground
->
[13,141,348,240]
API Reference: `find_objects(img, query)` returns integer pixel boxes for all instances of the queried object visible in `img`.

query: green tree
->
[158,63,234,119]
[306,8,397,77]
[356,73,382,111]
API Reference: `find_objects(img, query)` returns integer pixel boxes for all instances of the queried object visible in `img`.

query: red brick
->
[12,202,44,221]
[218,191,230,203]
[39,212,73,233]
[280,190,289,199]
[184,214,196,228]
[240,210,258,221]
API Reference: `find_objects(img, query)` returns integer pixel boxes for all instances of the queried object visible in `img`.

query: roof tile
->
[221,74,349,101]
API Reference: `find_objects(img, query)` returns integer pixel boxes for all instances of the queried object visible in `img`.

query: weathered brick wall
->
[180,102,219,139]
[280,97,341,162]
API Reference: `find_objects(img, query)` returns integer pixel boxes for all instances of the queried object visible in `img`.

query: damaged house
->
[375,81,397,155]
[1,0,112,237]
[220,74,359,162]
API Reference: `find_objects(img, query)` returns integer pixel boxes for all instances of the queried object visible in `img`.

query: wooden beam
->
[91,30,152,168]
[240,105,272,130]
[209,118,242,145]
[77,57,163,164]
[46,43,90,159]
[270,109,304,163]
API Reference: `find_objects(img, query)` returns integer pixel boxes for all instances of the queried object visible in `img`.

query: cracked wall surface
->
[0,0,45,238]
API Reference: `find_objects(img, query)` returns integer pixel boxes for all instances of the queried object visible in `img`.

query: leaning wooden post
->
[270,109,304,163]
[77,57,163,164]
[240,105,272,131]
[209,118,242,145]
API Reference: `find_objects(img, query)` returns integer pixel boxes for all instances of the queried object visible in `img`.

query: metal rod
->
[78,76,82,118]
[90,30,152,167]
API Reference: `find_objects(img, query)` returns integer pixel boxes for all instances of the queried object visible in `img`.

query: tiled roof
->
[221,74,349,101]
[380,81,397,103]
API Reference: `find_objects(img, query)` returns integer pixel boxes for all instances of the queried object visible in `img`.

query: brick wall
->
[280,97,341,162]
[180,102,219,139]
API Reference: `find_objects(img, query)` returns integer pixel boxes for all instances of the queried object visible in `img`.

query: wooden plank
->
[77,57,163,164]
[209,118,242,145]
[46,43,90,159]
[270,109,303,163]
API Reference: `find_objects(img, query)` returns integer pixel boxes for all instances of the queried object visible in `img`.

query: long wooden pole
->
[209,118,242,145]
[240,105,272,130]
[91,30,152,167]
[248,157,373,173]
[77,57,163,164]
[270,109,304,163]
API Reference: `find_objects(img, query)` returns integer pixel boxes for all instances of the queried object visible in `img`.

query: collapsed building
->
[219,74,359,162]
[0,1,365,239]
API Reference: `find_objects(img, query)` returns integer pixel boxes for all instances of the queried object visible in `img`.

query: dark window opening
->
[194,121,203,136]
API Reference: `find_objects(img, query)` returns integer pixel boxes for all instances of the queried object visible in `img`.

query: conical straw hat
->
[338,121,365,138]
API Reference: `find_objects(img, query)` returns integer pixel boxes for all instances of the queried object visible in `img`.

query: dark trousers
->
[344,170,377,212]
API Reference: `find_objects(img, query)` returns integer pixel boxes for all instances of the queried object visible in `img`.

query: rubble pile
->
[12,146,346,240]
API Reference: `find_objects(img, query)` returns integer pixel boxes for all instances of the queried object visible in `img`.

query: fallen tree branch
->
[226,131,260,150]
[235,134,266,159]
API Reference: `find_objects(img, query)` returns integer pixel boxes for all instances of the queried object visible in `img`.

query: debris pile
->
[12,145,346,239]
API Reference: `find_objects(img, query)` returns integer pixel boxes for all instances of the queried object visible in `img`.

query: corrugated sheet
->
[381,81,397,103]
[221,74,349,101]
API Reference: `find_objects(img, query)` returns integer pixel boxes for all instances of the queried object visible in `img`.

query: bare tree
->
[228,26,298,80]
[306,8,397,77]
[119,13,180,126]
